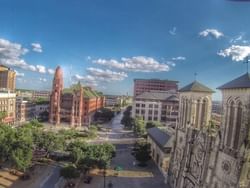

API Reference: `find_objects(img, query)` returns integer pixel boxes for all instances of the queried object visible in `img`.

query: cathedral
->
[167,73,250,188]
[49,66,105,127]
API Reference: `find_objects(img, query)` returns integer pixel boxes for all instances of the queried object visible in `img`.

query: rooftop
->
[134,78,178,83]
[147,127,174,149]
[62,83,103,98]
[179,81,214,93]
[136,91,178,101]
[217,73,250,90]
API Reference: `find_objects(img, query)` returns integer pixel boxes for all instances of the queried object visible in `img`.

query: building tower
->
[49,66,63,125]
[0,65,16,91]
[168,80,214,188]
[211,73,250,188]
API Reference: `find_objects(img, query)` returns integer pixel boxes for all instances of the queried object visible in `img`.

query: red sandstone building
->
[133,79,178,97]
[49,66,105,127]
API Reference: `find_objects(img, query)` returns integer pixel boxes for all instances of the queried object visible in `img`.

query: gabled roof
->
[147,127,174,149]
[136,91,178,101]
[217,73,250,90]
[179,81,214,93]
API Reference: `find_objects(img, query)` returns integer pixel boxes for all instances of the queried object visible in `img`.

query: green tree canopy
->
[132,141,151,167]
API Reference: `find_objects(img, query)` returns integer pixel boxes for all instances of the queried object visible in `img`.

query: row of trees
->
[60,141,115,182]
[0,120,112,174]
[121,106,133,129]
[66,141,115,174]
[94,108,115,122]
[0,120,65,172]
[121,106,163,137]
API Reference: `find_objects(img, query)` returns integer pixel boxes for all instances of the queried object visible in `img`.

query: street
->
[40,166,60,188]
[77,110,167,188]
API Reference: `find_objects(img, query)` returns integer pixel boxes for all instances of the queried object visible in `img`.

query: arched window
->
[200,99,207,128]
[233,102,242,150]
[195,99,200,128]
[184,99,189,127]
[180,97,185,127]
[226,101,235,147]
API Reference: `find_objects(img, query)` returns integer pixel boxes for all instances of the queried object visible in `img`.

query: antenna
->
[244,56,249,73]
[194,72,198,81]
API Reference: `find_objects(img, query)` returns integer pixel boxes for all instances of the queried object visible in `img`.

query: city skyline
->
[0,0,250,100]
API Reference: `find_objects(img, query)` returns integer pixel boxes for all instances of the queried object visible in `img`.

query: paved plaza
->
[77,144,167,188]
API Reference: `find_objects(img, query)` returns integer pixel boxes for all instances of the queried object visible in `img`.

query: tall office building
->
[133,79,178,97]
[0,65,16,91]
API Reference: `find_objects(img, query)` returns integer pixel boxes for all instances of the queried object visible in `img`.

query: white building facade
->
[132,91,179,126]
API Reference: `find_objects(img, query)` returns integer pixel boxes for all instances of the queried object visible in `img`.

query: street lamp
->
[103,167,107,188]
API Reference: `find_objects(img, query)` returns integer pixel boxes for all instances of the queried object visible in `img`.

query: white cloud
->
[86,67,128,81]
[14,70,24,77]
[36,65,46,73]
[48,68,55,75]
[172,56,186,61]
[39,78,47,82]
[93,56,170,72]
[166,61,176,67]
[0,38,53,75]
[73,74,98,87]
[199,29,224,39]
[218,45,250,61]
[73,68,128,87]
[31,43,42,53]
[169,27,177,35]
[230,35,243,44]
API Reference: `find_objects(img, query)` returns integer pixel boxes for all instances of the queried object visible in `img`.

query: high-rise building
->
[49,66,105,127]
[0,65,16,91]
[133,79,178,97]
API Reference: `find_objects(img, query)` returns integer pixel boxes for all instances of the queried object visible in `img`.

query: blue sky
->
[0,0,250,100]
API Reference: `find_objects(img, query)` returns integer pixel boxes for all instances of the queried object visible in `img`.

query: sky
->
[0,0,250,100]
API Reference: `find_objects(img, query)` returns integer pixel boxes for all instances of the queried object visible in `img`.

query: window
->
[154,110,158,115]
[149,104,153,108]
[136,109,139,114]
[154,116,158,121]
[148,116,152,121]
[141,110,145,114]
[136,103,140,107]
[154,104,158,108]
[141,104,145,108]
[148,110,152,114]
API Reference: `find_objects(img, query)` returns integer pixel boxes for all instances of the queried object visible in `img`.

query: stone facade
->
[167,74,250,188]
[49,66,105,127]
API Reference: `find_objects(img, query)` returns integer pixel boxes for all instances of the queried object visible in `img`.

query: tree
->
[132,141,151,167]
[35,131,65,156]
[94,108,114,122]
[133,117,146,137]
[66,140,87,164]
[0,111,7,123]
[121,106,133,129]
[10,127,33,172]
[60,165,80,180]
[145,121,162,129]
